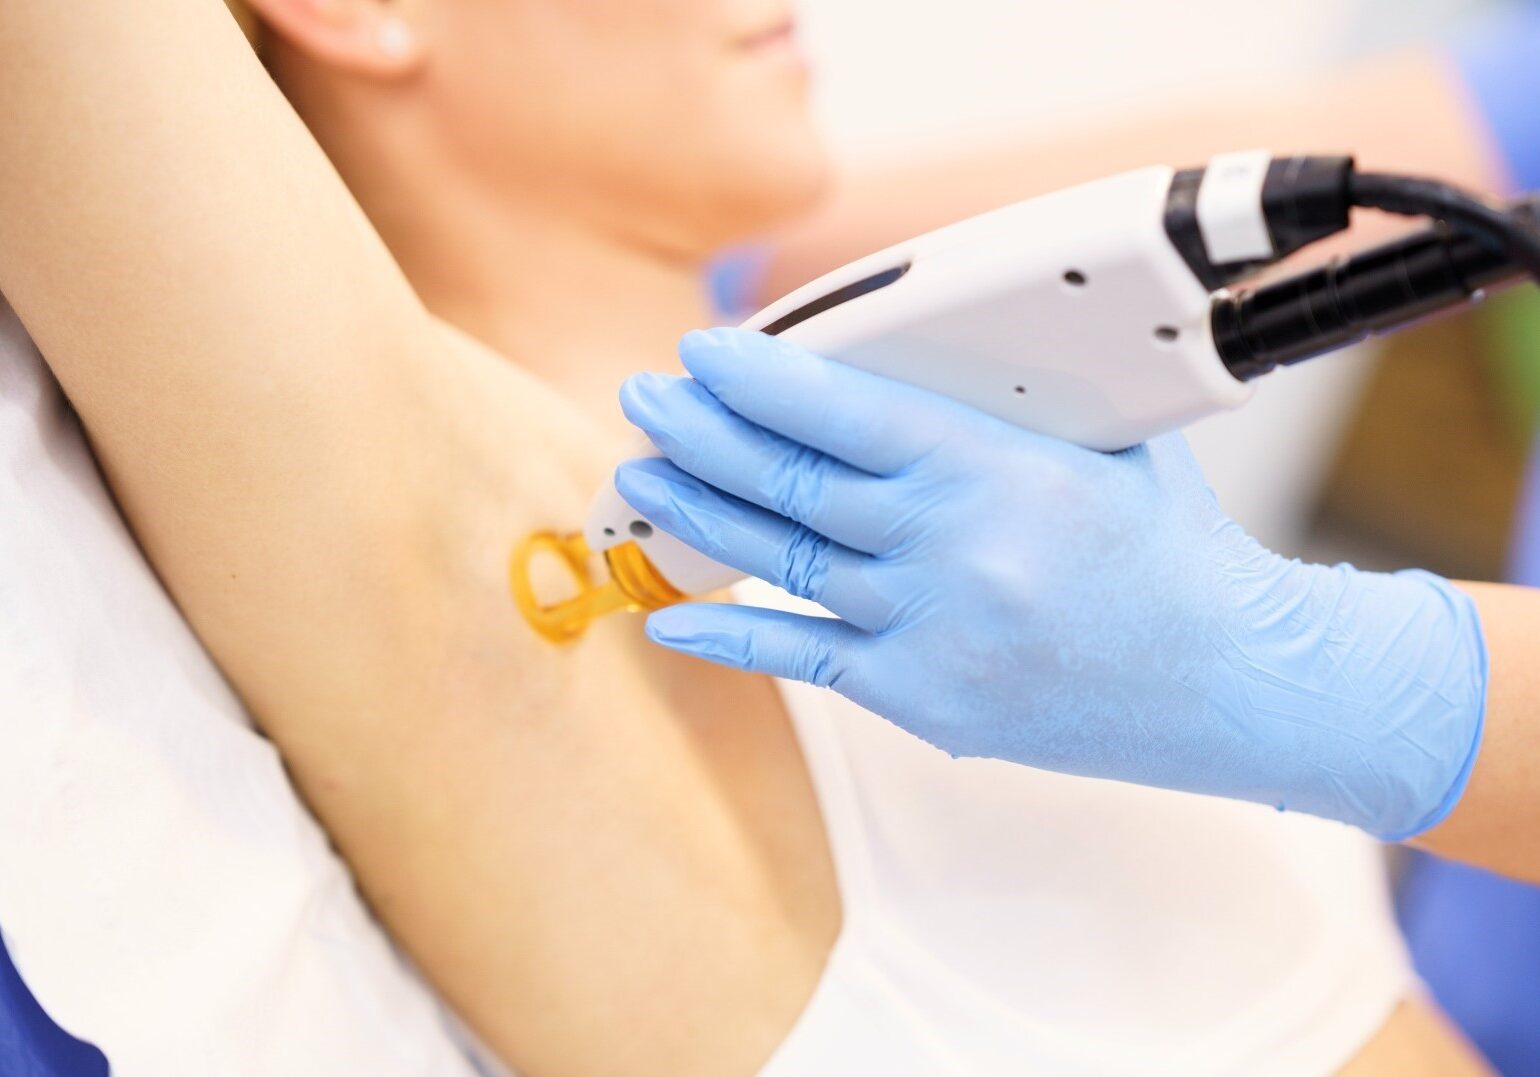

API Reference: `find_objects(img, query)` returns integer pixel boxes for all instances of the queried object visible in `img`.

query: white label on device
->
[1196,149,1275,265]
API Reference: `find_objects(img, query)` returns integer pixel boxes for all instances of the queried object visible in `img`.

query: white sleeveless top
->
[747,581,1413,1076]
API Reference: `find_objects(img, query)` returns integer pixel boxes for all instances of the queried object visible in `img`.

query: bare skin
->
[1419,582,1540,885]
[1342,1000,1489,1076]
[0,2,1509,1073]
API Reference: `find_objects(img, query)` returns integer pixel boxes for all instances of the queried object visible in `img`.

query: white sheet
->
[0,298,485,1075]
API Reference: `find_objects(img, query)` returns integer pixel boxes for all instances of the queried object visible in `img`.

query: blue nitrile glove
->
[614,328,1489,841]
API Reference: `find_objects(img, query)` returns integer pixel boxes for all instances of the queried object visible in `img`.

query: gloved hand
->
[615,328,1488,841]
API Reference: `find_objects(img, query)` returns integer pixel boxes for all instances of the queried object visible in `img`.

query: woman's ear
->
[241,0,424,79]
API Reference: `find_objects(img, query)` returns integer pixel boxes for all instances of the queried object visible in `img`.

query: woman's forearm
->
[764,48,1503,299]
[1416,582,1540,883]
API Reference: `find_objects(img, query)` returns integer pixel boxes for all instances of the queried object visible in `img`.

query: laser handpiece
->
[512,151,1540,643]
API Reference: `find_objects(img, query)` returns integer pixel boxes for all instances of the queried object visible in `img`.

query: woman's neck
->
[360,174,717,439]
[271,57,720,438]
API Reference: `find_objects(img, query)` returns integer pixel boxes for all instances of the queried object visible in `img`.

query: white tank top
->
[745,581,1413,1076]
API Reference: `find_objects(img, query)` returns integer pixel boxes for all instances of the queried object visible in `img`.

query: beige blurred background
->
[800,0,1528,576]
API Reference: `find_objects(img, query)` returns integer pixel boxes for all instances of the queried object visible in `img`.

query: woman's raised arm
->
[0,0,535,691]
[0,6,828,1073]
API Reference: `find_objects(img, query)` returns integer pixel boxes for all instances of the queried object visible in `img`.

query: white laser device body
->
[589,164,1246,596]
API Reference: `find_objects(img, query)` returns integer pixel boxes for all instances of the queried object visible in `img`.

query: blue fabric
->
[704,245,771,320]
[0,929,107,1076]
[1399,433,1540,1074]
[1401,857,1540,1073]
[1453,4,1540,193]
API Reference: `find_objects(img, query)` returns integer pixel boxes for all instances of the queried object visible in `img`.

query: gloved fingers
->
[615,457,898,632]
[644,602,870,690]
[676,327,994,476]
[620,372,910,555]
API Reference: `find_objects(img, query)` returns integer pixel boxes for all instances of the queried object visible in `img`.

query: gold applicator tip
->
[510,530,686,644]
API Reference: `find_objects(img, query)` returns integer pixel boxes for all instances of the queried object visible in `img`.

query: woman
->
[0,0,1494,1071]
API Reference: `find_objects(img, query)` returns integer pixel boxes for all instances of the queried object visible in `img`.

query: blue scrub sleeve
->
[705,245,772,321]
[0,928,108,1076]
[1453,6,1540,193]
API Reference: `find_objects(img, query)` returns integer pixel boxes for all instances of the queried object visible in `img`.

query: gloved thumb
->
[645,603,865,689]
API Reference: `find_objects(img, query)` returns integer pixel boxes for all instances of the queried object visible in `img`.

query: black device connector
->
[1166,155,1540,307]
[1259,155,1354,262]
[1213,210,1532,381]
[1163,151,1540,382]
[1164,155,1354,289]
[1162,168,1225,289]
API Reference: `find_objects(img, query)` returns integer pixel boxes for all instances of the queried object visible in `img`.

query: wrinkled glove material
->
[616,328,1487,841]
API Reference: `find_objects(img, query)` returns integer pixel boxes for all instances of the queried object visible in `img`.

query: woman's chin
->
[715,142,833,241]
[593,135,833,261]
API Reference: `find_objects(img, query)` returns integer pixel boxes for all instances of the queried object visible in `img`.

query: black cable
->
[1348,171,1540,282]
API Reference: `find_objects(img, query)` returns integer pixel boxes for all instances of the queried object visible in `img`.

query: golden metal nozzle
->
[510,530,686,644]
